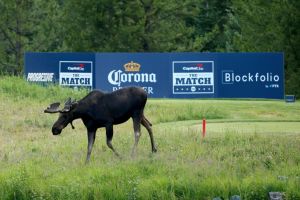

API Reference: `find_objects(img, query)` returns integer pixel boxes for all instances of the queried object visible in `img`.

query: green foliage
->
[0,0,63,74]
[60,0,197,52]
[0,76,88,102]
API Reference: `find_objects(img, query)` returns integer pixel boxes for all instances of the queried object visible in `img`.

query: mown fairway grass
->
[0,76,300,199]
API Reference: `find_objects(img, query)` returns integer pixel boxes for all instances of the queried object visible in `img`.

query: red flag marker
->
[202,119,206,138]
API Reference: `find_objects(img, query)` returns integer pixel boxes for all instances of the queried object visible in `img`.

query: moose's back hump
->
[82,87,148,123]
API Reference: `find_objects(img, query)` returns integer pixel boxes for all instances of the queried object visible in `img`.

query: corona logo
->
[108,62,157,87]
[124,61,141,72]
[108,70,156,86]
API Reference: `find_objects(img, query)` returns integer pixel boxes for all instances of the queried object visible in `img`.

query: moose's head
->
[44,98,78,135]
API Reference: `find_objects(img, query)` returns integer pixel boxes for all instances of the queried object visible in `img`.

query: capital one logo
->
[67,63,86,71]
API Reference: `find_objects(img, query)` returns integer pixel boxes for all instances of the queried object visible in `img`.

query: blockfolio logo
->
[172,61,214,94]
[59,61,93,87]
[222,70,280,84]
[222,70,281,89]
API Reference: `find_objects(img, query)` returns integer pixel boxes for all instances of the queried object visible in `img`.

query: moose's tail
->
[142,115,152,126]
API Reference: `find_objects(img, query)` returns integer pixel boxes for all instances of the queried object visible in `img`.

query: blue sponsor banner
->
[25,52,284,99]
[95,53,170,97]
[25,52,95,89]
[216,53,284,99]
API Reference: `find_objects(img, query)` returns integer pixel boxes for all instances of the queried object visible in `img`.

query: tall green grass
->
[0,76,88,102]
[0,76,300,199]
[1,76,299,124]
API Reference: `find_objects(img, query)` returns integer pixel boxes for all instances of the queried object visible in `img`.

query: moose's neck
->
[71,102,90,120]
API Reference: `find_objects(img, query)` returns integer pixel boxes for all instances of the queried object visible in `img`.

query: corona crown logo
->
[124,61,141,72]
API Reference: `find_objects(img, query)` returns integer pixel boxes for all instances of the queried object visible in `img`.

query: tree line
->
[0,0,299,96]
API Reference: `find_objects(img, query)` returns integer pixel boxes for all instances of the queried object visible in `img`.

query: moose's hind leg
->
[131,116,142,157]
[105,125,120,157]
[141,116,157,153]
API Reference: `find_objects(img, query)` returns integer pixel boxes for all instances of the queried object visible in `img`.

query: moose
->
[44,87,157,163]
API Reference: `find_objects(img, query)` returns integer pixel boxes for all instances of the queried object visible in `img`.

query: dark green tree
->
[0,0,62,75]
[190,0,236,51]
[61,0,198,52]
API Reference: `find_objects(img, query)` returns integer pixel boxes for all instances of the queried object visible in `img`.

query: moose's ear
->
[64,98,72,106]
[44,102,61,113]
[60,98,77,113]
[71,99,78,108]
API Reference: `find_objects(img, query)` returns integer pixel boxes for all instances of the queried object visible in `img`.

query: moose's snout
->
[52,127,62,135]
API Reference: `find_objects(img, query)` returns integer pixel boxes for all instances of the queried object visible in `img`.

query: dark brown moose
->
[44,87,157,163]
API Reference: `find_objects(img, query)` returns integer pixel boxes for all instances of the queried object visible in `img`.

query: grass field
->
[0,76,300,200]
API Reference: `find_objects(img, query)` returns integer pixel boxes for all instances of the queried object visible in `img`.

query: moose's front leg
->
[86,129,96,164]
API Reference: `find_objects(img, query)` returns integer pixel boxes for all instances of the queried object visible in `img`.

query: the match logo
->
[172,61,214,94]
[59,61,93,87]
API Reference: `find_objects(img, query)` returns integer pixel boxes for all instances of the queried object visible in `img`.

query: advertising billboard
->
[95,53,170,97]
[25,52,284,99]
[25,52,95,89]
[216,53,284,99]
